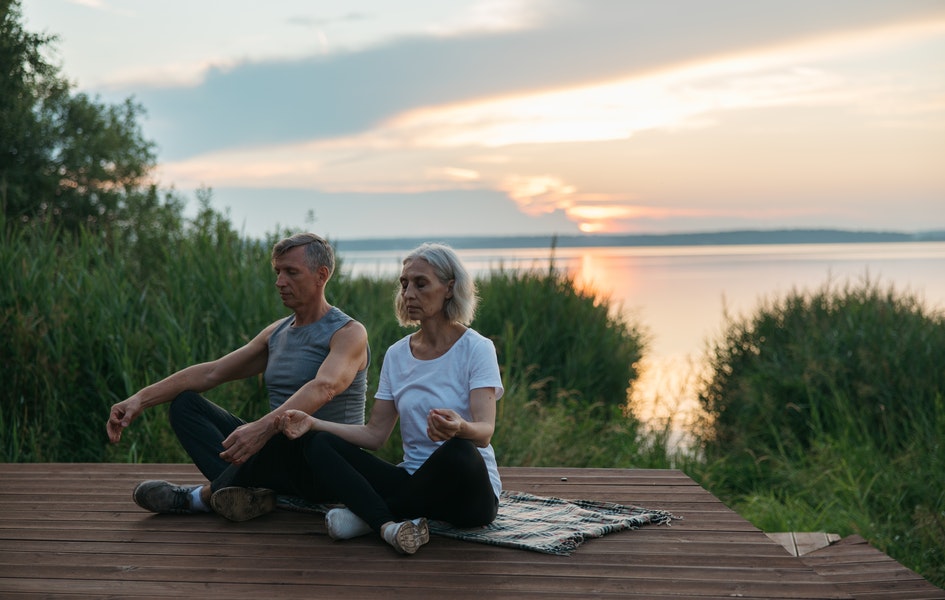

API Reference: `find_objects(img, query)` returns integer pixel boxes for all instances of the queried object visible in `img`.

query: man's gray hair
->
[271,232,335,275]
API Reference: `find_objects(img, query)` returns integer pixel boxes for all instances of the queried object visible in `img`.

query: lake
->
[338,242,945,442]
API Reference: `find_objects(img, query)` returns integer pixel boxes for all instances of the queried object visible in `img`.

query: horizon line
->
[326,227,945,251]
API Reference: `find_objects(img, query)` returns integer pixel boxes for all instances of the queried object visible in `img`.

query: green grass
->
[2,208,942,587]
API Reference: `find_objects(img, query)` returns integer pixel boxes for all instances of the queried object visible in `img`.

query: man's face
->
[273,245,322,309]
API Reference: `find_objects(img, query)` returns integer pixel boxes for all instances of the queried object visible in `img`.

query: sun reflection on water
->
[340,241,945,453]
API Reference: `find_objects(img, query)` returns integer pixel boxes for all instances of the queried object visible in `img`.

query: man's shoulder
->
[323,306,354,326]
[251,316,291,344]
[328,311,369,355]
[337,317,367,338]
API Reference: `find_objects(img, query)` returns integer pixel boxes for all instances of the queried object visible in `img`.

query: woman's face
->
[399,258,453,322]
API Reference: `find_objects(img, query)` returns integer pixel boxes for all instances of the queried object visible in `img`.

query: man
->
[106,232,370,520]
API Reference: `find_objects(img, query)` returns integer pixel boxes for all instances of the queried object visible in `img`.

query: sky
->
[22,0,945,241]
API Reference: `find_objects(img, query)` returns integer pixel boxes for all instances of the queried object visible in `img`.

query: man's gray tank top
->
[264,307,368,424]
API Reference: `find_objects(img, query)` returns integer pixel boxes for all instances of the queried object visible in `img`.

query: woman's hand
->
[426,389,496,447]
[426,408,465,442]
[281,409,316,440]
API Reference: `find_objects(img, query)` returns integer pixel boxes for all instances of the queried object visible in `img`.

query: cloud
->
[158,7,945,230]
[131,0,945,160]
[285,12,369,28]
[134,1,945,238]
[210,187,579,240]
[66,0,107,8]
[427,0,550,36]
[499,175,576,215]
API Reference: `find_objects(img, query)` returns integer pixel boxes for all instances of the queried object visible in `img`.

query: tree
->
[1,0,156,231]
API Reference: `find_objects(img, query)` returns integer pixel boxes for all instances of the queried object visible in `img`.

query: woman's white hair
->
[395,243,477,326]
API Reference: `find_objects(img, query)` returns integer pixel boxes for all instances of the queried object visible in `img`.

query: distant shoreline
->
[333,228,945,252]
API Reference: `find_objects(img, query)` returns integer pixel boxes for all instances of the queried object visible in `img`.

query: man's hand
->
[219,417,279,465]
[106,398,142,443]
[281,410,316,440]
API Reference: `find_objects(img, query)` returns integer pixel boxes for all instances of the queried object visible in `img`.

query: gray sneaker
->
[210,487,277,522]
[133,480,201,514]
[381,519,429,555]
[412,517,430,546]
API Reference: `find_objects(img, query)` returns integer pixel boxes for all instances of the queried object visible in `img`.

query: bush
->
[476,267,646,411]
[691,276,945,588]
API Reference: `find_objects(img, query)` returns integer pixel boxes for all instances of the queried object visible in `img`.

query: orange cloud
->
[497,175,576,216]
[496,174,709,232]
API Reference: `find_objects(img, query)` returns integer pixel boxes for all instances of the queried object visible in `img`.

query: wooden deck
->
[0,463,941,599]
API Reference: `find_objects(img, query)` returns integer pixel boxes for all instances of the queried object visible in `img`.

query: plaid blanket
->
[277,490,680,556]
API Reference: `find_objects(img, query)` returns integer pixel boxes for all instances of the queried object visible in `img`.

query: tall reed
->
[1,212,649,468]
[1,211,280,461]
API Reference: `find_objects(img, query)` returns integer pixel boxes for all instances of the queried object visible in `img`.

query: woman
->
[281,243,503,555]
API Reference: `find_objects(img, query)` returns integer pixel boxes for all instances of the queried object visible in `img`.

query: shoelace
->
[171,485,194,511]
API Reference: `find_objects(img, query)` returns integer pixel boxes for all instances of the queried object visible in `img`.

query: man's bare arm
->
[106,322,277,443]
[218,320,369,465]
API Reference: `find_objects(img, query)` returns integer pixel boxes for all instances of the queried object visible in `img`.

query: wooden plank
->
[768,532,842,557]
[0,463,931,599]
[799,536,945,599]
[794,533,841,556]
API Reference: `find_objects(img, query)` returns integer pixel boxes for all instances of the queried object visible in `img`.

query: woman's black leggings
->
[303,432,499,530]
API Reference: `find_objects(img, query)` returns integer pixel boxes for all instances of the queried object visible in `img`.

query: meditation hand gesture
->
[106,396,143,443]
[281,409,316,440]
[426,408,464,442]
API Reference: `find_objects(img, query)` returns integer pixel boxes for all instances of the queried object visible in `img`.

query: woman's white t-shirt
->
[375,328,504,499]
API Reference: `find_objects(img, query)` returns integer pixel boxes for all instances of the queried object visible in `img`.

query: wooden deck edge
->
[766,531,842,556]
